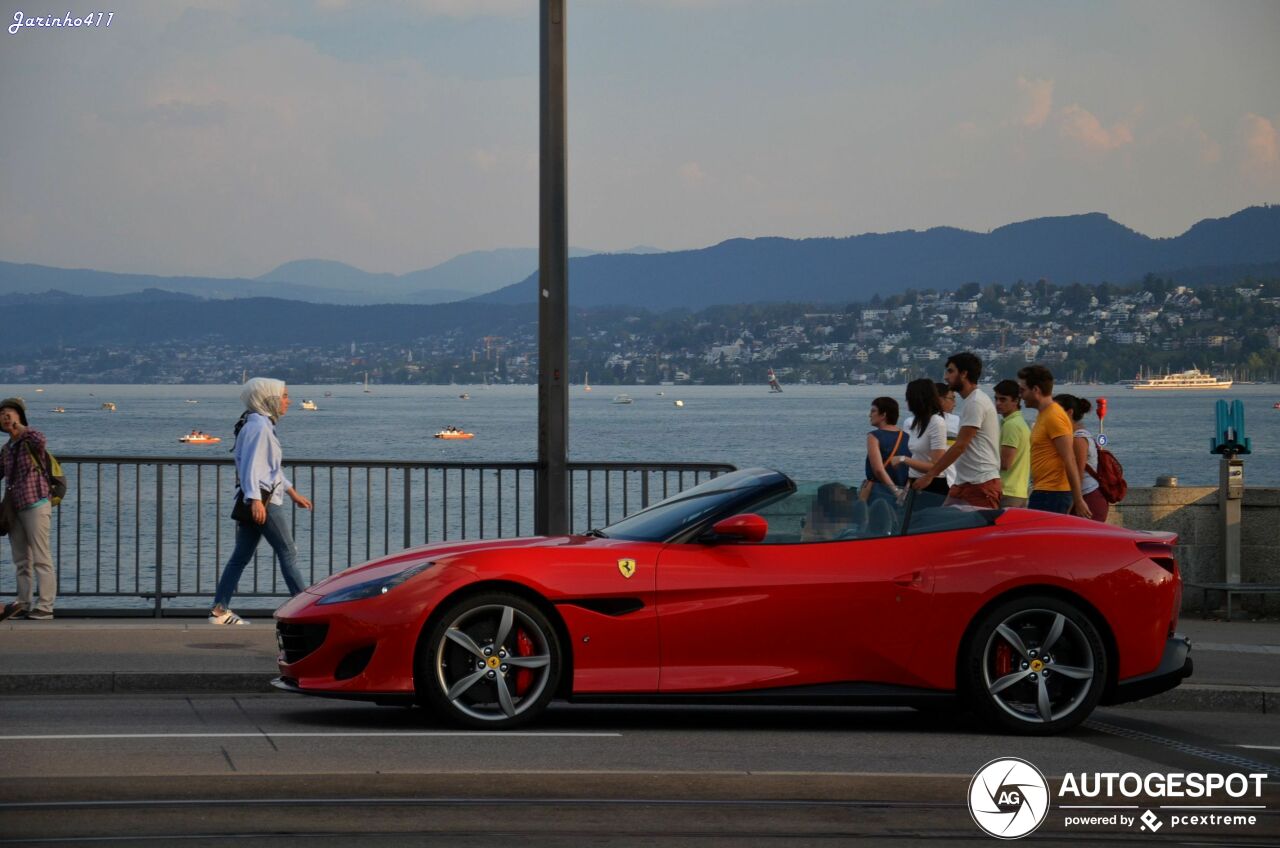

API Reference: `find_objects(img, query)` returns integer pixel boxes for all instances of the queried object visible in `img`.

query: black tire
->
[417,592,562,729]
[962,594,1107,735]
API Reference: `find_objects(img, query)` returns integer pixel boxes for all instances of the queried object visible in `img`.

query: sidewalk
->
[2,614,1278,712]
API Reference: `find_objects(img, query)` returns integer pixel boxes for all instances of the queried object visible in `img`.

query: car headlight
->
[316,561,436,605]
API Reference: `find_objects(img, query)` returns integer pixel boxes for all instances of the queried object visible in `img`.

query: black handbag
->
[230,486,276,523]
[0,491,14,537]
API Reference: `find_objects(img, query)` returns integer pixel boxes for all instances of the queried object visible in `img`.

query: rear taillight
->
[1137,541,1177,574]
[1138,540,1180,634]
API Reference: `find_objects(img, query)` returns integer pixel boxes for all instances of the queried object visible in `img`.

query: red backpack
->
[1088,447,1127,504]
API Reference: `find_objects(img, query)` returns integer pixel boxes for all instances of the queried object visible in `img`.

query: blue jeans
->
[1027,490,1073,514]
[213,502,304,608]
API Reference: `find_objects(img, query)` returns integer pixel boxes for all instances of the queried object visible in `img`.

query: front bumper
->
[273,591,423,697]
[1102,634,1193,706]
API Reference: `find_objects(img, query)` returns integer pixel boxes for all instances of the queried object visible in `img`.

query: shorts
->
[946,479,1002,509]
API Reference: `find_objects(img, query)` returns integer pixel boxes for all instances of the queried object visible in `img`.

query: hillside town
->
[3,276,1279,385]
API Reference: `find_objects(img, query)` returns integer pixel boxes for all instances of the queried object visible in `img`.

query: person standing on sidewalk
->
[1056,394,1109,523]
[1017,365,1091,518]
[209,378,313,626]
[993,379,1031,508]
[912,352,1003,509]
[0,398,55,621]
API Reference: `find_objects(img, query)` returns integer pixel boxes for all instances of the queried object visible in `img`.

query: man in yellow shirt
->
[1017,365,1091,518]
[993,379,1030,508]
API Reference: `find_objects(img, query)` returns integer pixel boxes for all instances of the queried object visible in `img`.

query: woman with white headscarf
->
[209,378,313,625]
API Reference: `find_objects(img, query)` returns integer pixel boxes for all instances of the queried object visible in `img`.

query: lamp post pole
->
[536,0,569,536]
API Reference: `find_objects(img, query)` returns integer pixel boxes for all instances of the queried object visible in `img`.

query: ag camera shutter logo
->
[968,757,1051,839]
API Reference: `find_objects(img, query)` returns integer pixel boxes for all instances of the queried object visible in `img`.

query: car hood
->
[305,534,586,594]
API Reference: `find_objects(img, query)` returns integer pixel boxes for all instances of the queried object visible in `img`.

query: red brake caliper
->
[514,628,535,696]
[995,642,1013,678]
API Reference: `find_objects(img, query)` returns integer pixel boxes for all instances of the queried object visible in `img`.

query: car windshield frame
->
[596,468,793,543]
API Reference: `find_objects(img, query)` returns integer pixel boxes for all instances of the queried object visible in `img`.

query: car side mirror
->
[709,513,768,544]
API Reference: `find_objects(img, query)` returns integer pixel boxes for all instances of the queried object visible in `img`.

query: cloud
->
[1243,113,1278,169]
[680,161,707,185]
[1178,117,1222,165]
[1059,104,1134,152]
[1016,77,1053,129]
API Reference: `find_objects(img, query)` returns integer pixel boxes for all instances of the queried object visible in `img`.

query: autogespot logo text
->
[968,758,1051,839]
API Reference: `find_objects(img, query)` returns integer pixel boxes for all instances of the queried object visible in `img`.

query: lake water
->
[14,381,1280,487]
[6,381,1275,610]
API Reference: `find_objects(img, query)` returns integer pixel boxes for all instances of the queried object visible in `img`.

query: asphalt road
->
[1,695,1278,846]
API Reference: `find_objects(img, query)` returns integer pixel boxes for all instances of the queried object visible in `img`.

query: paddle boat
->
[179,431,221,444]
[434,428,474,440]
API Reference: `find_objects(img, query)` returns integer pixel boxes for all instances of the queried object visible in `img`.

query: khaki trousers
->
[11,502,54,613]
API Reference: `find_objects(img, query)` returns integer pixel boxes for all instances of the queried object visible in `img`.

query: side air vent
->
[334,645,375,681]
[557,598,645,616]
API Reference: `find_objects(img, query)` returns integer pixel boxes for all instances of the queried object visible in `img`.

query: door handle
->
[893,570,923,587]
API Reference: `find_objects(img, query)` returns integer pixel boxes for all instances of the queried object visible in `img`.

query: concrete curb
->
[0,674,1275,712]
[0,672,277,695]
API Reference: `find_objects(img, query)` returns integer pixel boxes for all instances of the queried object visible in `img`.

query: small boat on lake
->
[459,393,470,400]
[184,399,199,404]
[673,399,685,408]
[51,407,65,414]
[101,402,116,412]
[301,400,318,411]
[767,368,784,393]
[434,428,474,440]
[612,394,633,405]
[179,432,221,444]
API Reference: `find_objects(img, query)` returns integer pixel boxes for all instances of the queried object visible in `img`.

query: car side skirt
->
[569,682,957,708]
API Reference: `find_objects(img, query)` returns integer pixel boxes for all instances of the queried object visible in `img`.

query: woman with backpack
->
[1055,394,1108,523]
[208,378,313,626]
[0,397,56,621]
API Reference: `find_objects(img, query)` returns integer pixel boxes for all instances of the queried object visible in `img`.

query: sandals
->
[208,609,250,626]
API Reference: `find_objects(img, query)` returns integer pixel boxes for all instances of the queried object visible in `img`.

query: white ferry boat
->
[1129,368,1232,390]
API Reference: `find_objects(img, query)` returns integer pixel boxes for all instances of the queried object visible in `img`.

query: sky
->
[2,0,1278,279]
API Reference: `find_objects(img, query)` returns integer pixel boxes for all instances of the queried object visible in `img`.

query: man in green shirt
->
[993,379,1030,508]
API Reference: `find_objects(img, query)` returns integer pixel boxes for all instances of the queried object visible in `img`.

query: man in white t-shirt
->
[912,351,1003,508]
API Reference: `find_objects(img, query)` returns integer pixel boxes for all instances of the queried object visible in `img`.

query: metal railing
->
[2,455,735,615]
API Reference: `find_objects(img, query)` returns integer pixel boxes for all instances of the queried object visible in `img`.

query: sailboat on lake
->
[767,368,784,393]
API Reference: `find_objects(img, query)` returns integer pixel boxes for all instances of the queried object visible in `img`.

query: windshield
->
[599,468,789,542]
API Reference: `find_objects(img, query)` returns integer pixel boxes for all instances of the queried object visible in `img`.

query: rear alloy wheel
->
[419,593,561,729]
[963,595,1107,735]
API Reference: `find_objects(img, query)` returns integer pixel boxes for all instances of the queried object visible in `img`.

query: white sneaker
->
[208,609,249,625]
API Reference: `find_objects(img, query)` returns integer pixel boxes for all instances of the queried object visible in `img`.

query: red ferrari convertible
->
[273,468,1191,734]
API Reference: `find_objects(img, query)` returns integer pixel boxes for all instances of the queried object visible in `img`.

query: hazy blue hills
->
[1,290,533,346]
[478,205,1280,309]
[0,245,641,306]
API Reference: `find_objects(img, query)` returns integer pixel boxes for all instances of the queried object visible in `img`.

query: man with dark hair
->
[993,379,1030,508]
[1017,364,1091,518]
[913,352,1002,508]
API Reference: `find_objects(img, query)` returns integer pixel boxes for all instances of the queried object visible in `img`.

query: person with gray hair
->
[209,378,313,625]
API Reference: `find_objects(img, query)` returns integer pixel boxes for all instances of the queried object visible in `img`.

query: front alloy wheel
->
[419,593,561,729]
[964,595,1107,735]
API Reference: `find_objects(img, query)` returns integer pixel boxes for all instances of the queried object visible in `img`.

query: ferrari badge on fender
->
[617,558,637,579]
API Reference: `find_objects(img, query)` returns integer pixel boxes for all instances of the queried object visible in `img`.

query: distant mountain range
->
[479,206,1280,309]
[0,289,533,347]
[3,207,1278,310]
[0,245,659,306]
